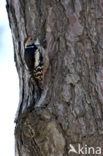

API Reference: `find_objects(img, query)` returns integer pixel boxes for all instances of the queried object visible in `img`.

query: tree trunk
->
[6,0,103,155]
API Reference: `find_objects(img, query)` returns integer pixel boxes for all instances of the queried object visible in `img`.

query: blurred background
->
[0,0,19,155]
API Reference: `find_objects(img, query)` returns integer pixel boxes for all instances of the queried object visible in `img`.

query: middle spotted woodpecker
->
[24,36,49,92]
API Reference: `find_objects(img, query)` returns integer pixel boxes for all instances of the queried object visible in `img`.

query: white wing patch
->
[35,50,40,67]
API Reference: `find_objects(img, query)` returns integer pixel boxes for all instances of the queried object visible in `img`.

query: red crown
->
[24,36,31,44]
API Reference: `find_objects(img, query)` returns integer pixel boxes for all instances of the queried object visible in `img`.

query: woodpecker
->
[24,36,49,92]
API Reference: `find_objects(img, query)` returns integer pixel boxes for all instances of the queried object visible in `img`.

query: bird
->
[24,35,49,94]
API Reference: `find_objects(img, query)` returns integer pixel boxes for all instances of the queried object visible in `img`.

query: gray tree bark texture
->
[6,0,103,156]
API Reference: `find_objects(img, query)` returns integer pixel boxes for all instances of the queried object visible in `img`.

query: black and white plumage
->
[24,36,49,91]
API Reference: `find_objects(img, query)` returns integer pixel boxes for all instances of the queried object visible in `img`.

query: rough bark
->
[6,0,103,155]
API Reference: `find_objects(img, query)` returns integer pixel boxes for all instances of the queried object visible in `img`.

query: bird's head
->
[24,36,40,48]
